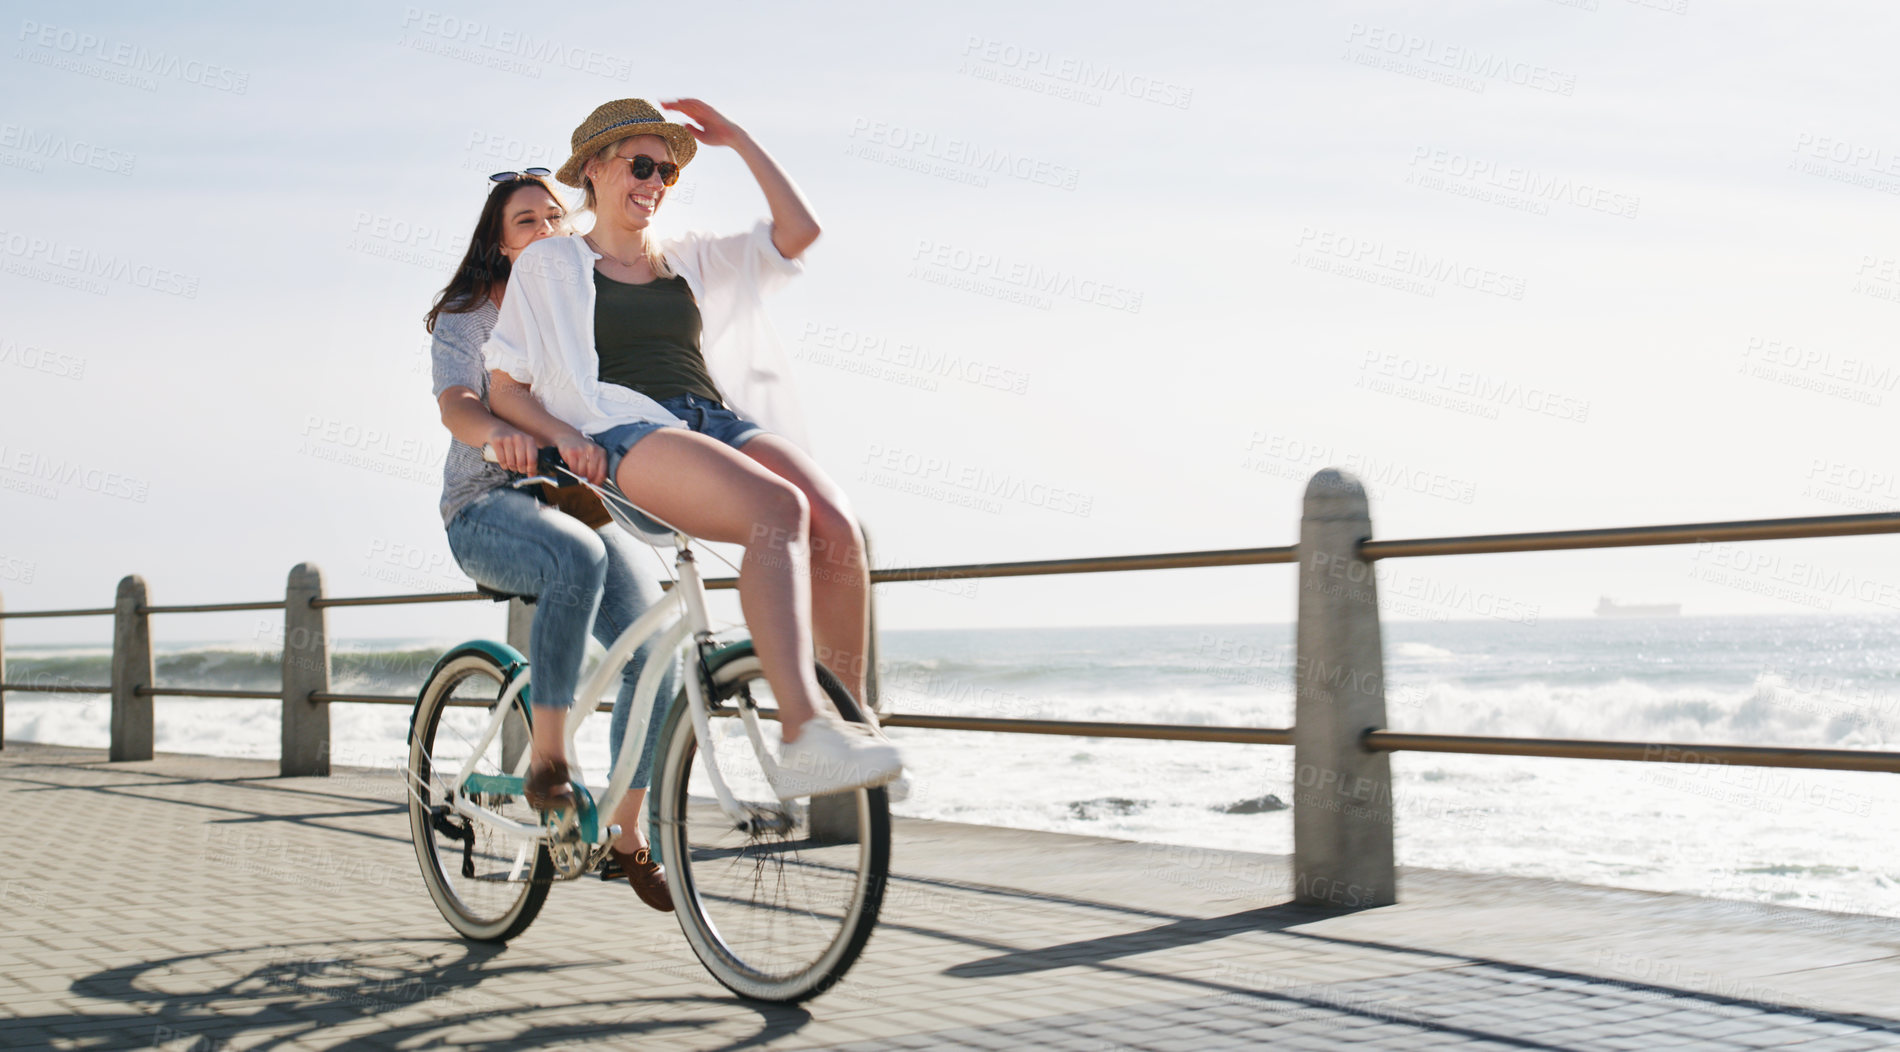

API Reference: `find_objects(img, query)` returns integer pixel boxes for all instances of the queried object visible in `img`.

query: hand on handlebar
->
[480,434,607,487]
[554,434,607,486]
[484,426,539,475]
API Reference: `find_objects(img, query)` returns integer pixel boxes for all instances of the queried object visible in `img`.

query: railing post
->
[1,588,7,750]
[281,563,331,777]
[1293,469,1396,908]
[110,575,153,761]
[504,597,532,772]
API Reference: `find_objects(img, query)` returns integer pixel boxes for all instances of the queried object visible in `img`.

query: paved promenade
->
[3,740,1899,1050]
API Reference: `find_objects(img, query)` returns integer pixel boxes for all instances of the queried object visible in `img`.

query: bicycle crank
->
[539,781,603,880]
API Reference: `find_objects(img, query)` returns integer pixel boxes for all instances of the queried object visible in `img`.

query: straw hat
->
[554,98,698,188]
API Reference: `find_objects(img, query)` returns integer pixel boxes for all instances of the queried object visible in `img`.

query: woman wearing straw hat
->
[481,98,903,808]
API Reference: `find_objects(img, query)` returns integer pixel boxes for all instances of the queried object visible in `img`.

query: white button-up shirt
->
[481,219,812,453]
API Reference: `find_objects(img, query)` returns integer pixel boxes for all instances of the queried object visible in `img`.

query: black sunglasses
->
[611,153,680,187]
[489,167,551,183]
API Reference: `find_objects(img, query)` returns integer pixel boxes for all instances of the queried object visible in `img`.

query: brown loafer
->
[607,844,674,913]
[523,759,574,813]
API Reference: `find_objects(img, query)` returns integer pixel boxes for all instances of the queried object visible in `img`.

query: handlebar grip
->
[479,443,575,485]
[536,446,572,481]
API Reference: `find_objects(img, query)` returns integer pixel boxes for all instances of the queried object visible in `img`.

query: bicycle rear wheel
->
[407,646,553,942]
[653,643,892,1003]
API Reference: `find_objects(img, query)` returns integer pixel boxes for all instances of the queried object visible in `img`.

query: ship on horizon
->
[1596,596,1682,618]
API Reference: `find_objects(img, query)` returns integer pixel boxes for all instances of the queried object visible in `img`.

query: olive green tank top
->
[593,269,723,404]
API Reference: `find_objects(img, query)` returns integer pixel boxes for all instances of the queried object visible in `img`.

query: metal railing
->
[4,471,1899,908]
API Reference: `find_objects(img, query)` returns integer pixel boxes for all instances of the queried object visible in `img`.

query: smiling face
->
[496,183,566,263]
[585,133,674,228]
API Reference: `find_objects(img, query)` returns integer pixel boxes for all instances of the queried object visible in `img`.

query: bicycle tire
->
[408,645,554,943]
[652,642,892,1003]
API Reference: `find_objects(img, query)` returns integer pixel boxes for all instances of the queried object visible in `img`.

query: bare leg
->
[531,711,565,773]
[610,789,645,851]
[738,435,871,704]
[612,428,828,741]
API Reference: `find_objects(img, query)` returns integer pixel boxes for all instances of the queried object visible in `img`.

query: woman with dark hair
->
[481,97,904,804]
[426,170,675,912]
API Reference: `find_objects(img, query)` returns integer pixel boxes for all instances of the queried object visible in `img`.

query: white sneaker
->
[833,717,910,801]
[775,717,904,801]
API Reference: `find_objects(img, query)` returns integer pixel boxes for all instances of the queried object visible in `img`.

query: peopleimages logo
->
[1241,432,1478,506]
[0,443,151,503]
[908,239,1143,313]
[1407,147,1640,219]
[1343,23,1577,96]
[1295,226,1528,301]
[15,20,252,93]
[0,229,199,298]
[0,336,86,381]
[0,122,136,176]
[847,117,1080,191]
[397,8,635,81]
[860,443,1094,518]
[1356,351,1589,423]
[957,34,1194,110]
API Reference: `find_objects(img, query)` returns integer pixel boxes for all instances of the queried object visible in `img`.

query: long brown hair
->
[424,173,568,333]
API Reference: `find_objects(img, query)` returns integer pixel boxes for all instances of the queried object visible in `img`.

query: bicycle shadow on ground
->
[50,937,811,1050]
[938,901,1900,1045]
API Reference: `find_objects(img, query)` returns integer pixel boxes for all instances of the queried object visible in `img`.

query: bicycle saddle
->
[474,583,536,605]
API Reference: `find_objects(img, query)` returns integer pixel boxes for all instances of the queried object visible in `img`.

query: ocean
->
[9,614,1900,920]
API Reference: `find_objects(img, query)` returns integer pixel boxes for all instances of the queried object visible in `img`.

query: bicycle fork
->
[669,547,788,827]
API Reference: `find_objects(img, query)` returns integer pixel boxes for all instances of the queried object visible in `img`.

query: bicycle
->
[404,446,892,1003]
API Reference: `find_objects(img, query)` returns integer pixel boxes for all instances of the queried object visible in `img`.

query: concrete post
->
[281,563,331,777]
[110,575,153,762]
[503,597,532,772]
[1292,469,1396,909]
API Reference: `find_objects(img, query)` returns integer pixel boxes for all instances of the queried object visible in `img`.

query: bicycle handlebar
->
[480,443,577,488]
[481,443,704,552]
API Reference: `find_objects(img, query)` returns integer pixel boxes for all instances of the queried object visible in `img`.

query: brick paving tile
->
[7,741,1900,1051]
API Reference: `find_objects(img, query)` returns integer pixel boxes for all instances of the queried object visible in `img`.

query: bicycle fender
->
[410,639,532,744]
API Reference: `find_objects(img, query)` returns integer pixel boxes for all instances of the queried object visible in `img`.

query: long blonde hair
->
[579,137,676,279]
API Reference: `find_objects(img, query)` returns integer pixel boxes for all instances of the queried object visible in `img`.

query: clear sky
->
[4,0,1900,646]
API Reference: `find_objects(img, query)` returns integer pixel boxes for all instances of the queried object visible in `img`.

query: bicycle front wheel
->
[408,646,553,943]
[653,643,892,1003]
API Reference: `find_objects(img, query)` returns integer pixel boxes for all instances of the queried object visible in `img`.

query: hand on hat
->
[660,98,745,149]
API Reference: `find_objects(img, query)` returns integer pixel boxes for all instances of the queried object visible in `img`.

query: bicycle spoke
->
[661,651,891,1001]
[409,655,552,942]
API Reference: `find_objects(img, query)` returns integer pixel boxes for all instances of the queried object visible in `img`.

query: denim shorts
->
[590,392,769,535]
[591,393,768,479]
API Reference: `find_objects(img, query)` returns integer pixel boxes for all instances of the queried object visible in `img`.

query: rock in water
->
[1218,794,1288,814]
[1067,797,1148,820]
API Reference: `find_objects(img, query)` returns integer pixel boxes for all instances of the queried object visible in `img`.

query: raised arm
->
[662,98,820,260]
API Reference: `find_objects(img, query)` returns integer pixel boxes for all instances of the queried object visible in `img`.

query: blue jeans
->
[445,486,676,787]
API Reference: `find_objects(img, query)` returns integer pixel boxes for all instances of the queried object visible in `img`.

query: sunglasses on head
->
[611,153,680,187]
[489,167,551,183]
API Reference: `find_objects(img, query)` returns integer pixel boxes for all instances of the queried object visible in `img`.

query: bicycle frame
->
[440,483,788,848]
